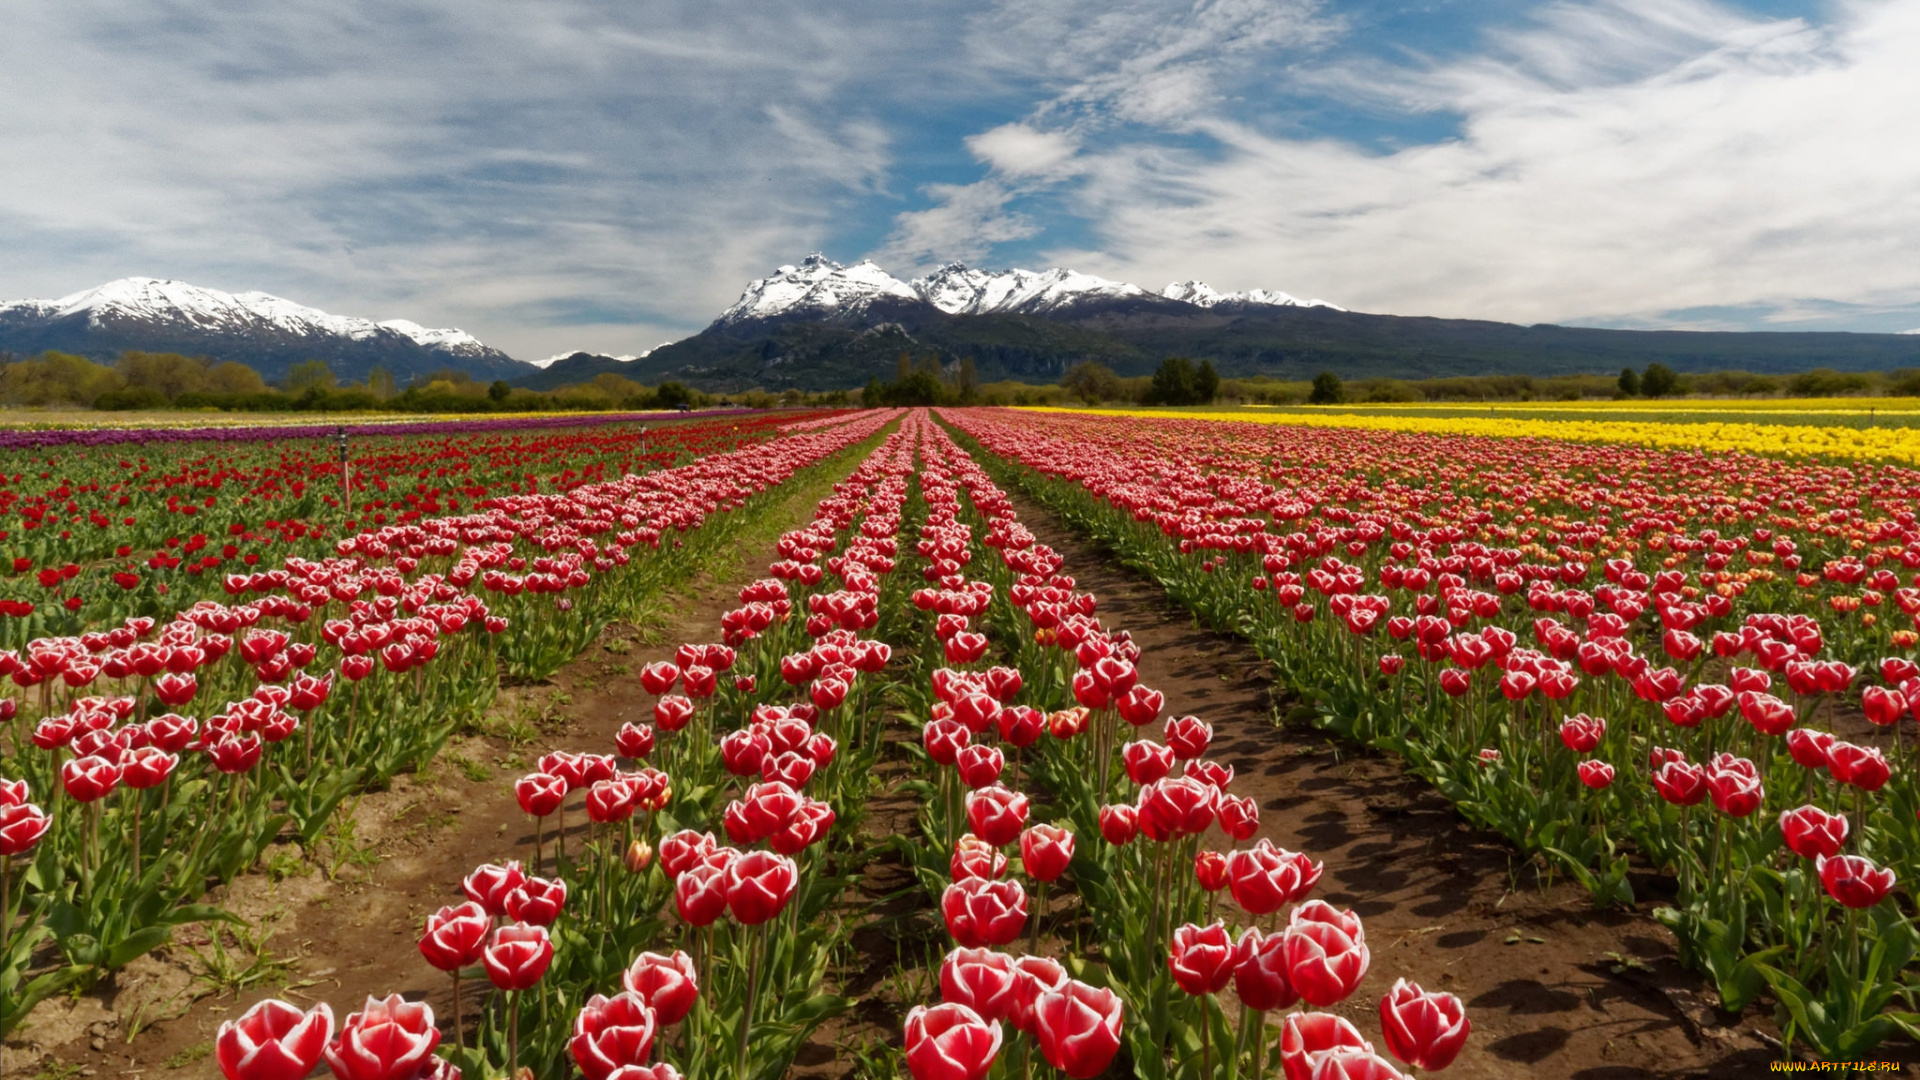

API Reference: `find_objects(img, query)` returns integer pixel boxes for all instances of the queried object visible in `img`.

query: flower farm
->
[3,404,1919,1078]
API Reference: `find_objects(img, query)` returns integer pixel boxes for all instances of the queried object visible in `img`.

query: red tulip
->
[1827,742,1891,792]
[61,754,122,802]
[0,802,52,857]
[1019,824,1074,883]
[623,950,699,1025]
[653,694,695,731]
[942,878,1027,948]
[1137,777,1216,841]
[724,849,798,924]
[1185,759,1234,791]
[1116,685,1164,726]
[1217,794,1260,841]
[1031,981,1123,1080]
[1786,728,1835,770]
[1164,715,1212,760]
[1224,839,1322,914]
[1233,928,1298,1011]
[640,661,680,695]
[483,923,553,990]
[1706,763,1763,817]
[904,1002,1002,1080]
[769,798,835,855]
[658,830,717,879]
[570,992,658,1080]
[215,999,334,1080]
[515,773,566,817]
[615,722,656,759]
[1308,1048,1412,1079]
[1818,854,1895,909]
[1283,901,1370,1007]
[1779,805,1849,860]
[1558,713,1604,753]
[418,901,489,972]
[462,861,528,917]
[1577,760,1615,789]
[1378,978,1469,1071]
[955,744,1005,789]
[1122,740,1174,785]
[1651,761,1708,806]
[207,733,264,774]
[1169,921,1241,995]
[1098,804,1138,845]
[674,862,729,926]
[951,834,1009,881]
[996,704,1044,748]
[122,746,178,789]
[1008,955,1069,1034]
[323,995,439,1080]
[1279,1012,1372,1080]
[965,784,1029,847]
[1862,686,1907,727]
[940,948,1019,1024]
[504,875,568,926]
[924,718,971,765]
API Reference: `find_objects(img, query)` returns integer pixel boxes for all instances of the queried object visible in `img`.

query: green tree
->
[206,361,268,396]
[1308,371,1345,405]
[488,379,511,402]
[1641,363,1679,397]
[1147,357,1198,405]
[367,366,397,400]
[654,381,693,409]
[0,352,124,406]
[1061,361,1124,404]
[284,359,336,393]
[1617,367,1641,396]
[117,351,211,400]
[955,357,979,403]
[1194,360,1220,404]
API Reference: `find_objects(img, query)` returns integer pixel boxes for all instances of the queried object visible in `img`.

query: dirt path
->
[1006,490,1801,1080]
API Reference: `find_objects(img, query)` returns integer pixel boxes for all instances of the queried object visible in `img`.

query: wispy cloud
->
[886,0,1920,330]
[0,0,990,355]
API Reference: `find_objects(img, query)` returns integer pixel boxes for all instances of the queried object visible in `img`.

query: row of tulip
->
[941,406,1920,1059]
[895,415,1468,1080]
[0,411,823,649]
[0,411,895,1035]
[201,416,933,1080]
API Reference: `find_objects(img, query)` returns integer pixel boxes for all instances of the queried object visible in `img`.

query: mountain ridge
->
[0,277,529,384]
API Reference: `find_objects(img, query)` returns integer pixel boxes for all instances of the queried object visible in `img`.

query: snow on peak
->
[530,344,667,369]
[911,263,1147,315]
[714,255,917,326]
[711,257,1336,325]
[1159,280,1343,311]
[0,276,503,355]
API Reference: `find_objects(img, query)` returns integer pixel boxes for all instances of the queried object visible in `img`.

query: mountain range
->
[0,278,525,384]
[6,263,1920,392]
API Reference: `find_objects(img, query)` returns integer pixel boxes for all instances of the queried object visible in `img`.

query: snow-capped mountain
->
[713,256,919,327]
[912,263,1151,315]
[530,343,671,369]
[0,277,528,383]
[1159,280,1344,312]
[709,255,1338,329]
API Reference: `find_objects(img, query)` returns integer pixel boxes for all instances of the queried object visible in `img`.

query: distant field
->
[1020,400,1920,465]
[1231,397,1920,429]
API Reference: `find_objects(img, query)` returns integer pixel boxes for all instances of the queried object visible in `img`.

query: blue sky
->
[3,0,1918,358]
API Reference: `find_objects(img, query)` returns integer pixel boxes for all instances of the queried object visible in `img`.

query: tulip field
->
[7,402,1920,1078]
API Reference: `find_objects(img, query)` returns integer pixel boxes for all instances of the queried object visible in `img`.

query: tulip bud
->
[625,839,654,874]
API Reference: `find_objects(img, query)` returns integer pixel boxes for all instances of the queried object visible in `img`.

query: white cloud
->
[967,124,1081,179]
[893,0,1920,330]
[0,0,991,356]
